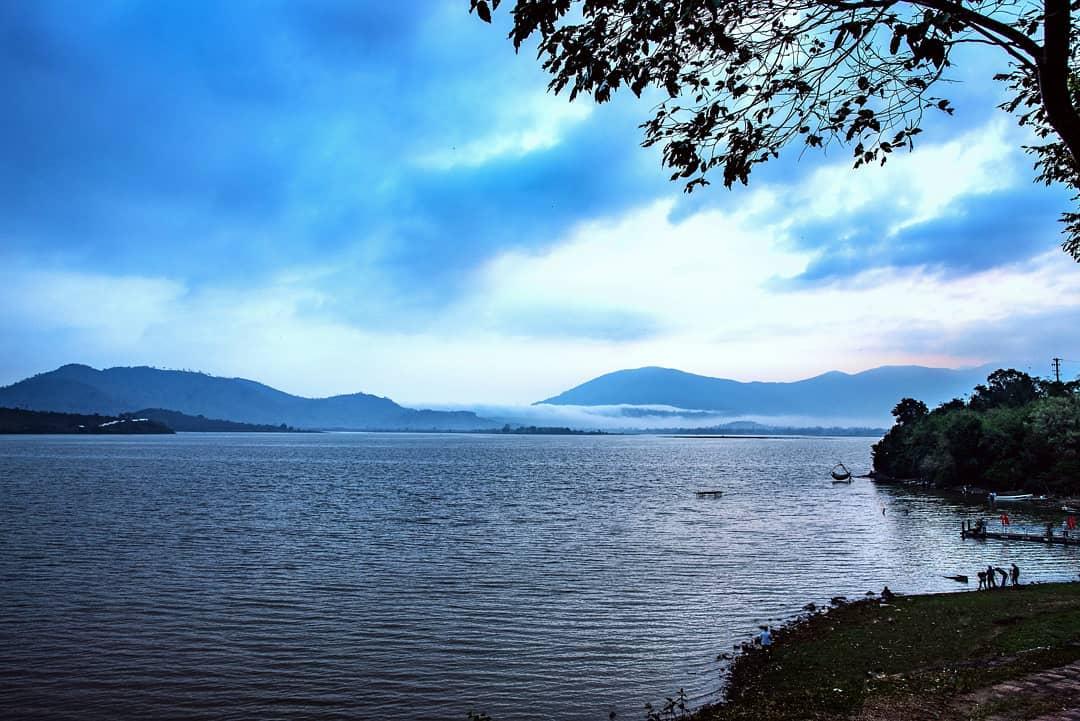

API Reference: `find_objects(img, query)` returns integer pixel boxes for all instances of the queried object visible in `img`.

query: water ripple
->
[1,433,1077,721]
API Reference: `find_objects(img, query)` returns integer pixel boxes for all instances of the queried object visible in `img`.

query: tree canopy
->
[873,368,1080,491]
[471,0,1080,259]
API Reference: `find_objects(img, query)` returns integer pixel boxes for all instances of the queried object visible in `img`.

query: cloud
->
[2,3,1077,408]
[0,0,664,304]
[770,120,1075,279]
[1,224,1077,407]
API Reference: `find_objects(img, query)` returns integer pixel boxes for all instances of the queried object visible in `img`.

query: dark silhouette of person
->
[995,566,1008,588]
[977,570,987,590]
[1010,563,1020,586]
[986,565,997,588]
[881,586,895,602]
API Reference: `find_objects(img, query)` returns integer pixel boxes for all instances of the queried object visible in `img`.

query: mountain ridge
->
[537,363,1001,422]
[0,365,491,431]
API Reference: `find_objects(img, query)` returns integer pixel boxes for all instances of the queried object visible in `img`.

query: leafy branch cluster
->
[472,0,1080,258]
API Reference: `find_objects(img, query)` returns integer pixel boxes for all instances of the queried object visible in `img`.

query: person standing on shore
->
[987,565,997,588]
[1010,564,1020,586]
[995,567,1009,588]
[977,570,987,590]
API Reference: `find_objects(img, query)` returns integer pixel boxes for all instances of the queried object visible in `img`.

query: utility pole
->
[1053,357,1062,383]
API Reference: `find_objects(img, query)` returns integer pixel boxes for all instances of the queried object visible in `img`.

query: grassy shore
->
[695,582,1080,721]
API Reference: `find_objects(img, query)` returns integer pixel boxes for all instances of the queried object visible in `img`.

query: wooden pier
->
[961,521,1080,546]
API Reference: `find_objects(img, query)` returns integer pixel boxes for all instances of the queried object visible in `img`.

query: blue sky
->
[2,0,1079,404]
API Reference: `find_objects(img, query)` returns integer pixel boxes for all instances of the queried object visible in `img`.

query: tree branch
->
[902,0,1043,61]
[1036,0,1080,178]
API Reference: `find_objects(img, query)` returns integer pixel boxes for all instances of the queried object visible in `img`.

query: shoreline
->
[694,581,1080,720]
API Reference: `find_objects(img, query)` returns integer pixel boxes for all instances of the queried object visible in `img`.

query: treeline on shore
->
[872,369,1079,494]
[0,407,174,434]
[0,406,303,434]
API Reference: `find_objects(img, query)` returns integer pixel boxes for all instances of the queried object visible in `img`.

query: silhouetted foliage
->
[645,688,691,720]
[969,368,1041,410]
[472,0,1080,258]
[0,407,174,435]
[892,397,929,425]
[872,368,1080,492]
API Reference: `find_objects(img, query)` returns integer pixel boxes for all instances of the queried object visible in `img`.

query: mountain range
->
[537,365,1000,423]
[0,364,490,431]
[0,362,1008,432]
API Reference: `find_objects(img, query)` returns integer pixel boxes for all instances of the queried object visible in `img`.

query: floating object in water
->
[988,493,1034,503]
[695,490,724,497]
[944,575,969,583]
[830,463,852,482]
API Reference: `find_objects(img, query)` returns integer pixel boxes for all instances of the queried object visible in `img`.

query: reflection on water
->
[1,433,1077,721]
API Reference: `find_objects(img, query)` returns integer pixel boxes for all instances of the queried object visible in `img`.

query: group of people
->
[977,563,1020,590]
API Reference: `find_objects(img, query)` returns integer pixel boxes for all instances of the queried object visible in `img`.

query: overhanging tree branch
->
[471,0,1080,259]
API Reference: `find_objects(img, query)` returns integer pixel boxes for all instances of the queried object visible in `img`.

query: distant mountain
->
[0,407,173,435]
[537,365,998,423]
[0,365,491,431]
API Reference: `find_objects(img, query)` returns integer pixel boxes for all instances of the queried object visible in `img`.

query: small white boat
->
[988,493,1034,503]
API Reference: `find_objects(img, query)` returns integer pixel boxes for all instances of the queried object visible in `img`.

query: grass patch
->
[697,583,1080,721]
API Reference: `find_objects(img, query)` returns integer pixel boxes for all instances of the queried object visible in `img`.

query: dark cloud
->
[783,183,1071,285]
[1,0,1069,331]
[0,0,663,298]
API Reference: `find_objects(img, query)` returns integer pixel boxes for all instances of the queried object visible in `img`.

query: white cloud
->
[0,268,185,346]
[414,92,592,169]
[2,121,1078,408]
[788,118,1019,232]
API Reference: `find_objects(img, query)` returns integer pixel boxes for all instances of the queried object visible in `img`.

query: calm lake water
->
[2,433,1078,721]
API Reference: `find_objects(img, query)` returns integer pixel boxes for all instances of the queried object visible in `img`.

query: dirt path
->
[955,659,1080,720]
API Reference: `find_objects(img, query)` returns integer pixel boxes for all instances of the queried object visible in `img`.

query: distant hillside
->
[0,365,490,431]
[131,408,308,432]
[661,420,886,437]
[0,407,173,434]
[538,365,997,423]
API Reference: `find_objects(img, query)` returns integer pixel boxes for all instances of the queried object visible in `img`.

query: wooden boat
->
[830,463,852,482]
[695,490,724,497]
[944,575,969,583]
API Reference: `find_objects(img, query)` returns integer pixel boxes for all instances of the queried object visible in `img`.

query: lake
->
[2,433,1077,720]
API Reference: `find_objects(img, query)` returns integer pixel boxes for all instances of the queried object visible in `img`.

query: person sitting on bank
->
[759,627,772,647]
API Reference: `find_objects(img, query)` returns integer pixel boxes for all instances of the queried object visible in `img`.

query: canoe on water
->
[989,493,1034,502]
